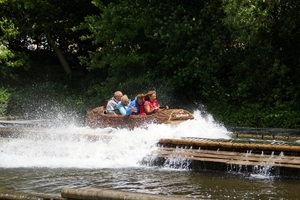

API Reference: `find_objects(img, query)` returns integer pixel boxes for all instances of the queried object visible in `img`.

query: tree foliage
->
[0,0,299,128]
[0,0,98,74]
[79,0,228,102]
[78,0,300,127]
[220,0,300,127]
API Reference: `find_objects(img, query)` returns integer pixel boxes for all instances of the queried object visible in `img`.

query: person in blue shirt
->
[126,94,146,116]
[117,95,130,115]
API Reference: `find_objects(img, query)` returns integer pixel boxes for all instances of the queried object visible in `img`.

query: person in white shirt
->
[105,91,123,114]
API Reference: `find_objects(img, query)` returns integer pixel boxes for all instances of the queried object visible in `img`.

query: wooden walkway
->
[152,147,300,169]
[153,138,300,169]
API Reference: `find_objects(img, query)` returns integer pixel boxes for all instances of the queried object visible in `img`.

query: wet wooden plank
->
[153,148,300,169]
[61,187,192,200]
[158,138,300,152]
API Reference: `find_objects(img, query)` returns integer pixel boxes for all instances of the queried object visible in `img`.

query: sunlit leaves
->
[223,0,271,45]
[0,18,19,40]
[0,45,29,68]
[0,45,14,62]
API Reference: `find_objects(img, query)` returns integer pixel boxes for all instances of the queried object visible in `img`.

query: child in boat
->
[117,95,130,115]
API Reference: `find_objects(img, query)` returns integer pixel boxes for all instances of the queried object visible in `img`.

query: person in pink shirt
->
[144,90,168,115]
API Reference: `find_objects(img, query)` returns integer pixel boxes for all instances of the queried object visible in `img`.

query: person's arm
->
[106,101,115,114]
[154,100,168,112]
[154,100,161,111]
[144,101,157,115]
[144,104,152,115]
[118,105,127,115]
[154,100,160,108]
[159,106,169,110]
[126,102,134,115]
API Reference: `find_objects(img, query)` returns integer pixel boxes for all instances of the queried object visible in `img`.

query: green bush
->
[0,88,10,116]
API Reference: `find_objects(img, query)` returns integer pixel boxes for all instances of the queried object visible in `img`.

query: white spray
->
[0,110,230,168]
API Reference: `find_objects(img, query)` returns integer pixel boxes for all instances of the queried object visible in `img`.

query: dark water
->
[1,167,300,199]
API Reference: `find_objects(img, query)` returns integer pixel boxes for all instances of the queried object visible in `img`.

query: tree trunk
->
[46,33,72,75]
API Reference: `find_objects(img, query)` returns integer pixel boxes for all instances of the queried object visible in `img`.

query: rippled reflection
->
[1,167,300,199]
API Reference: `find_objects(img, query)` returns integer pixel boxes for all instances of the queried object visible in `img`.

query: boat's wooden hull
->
[85,106,194,129]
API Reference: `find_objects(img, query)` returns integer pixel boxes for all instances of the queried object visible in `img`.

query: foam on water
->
[0,110,230,168]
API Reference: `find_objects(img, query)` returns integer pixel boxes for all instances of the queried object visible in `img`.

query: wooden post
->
[61,188,192,200]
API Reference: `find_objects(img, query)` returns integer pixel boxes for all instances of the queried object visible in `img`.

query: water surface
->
[1,110,300,199]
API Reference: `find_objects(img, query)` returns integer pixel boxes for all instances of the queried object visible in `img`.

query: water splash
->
[0,110,230,169]
[249,165,276,180]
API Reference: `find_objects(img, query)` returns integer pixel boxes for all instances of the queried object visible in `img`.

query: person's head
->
[121,95,129,106]
[136,94,145,106]
[145,90,156,102]
[114,91,123,101]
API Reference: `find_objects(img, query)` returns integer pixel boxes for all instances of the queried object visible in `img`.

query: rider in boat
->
[105,91,123,114]
[144,90,168,115]
[125,94,146,116]
[117,95,130,115]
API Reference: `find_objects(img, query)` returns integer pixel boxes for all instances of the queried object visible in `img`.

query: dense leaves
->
[0,0,98,73]
[0,88,10,116]
[219,0,300,127]
[0,0,299,128]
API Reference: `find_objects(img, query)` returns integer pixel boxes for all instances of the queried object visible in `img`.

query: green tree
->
[0,0,98,75]
[220,0,300,127]
[79,0,228,104]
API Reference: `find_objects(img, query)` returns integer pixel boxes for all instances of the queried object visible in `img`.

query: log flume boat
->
[85,106,194,129]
